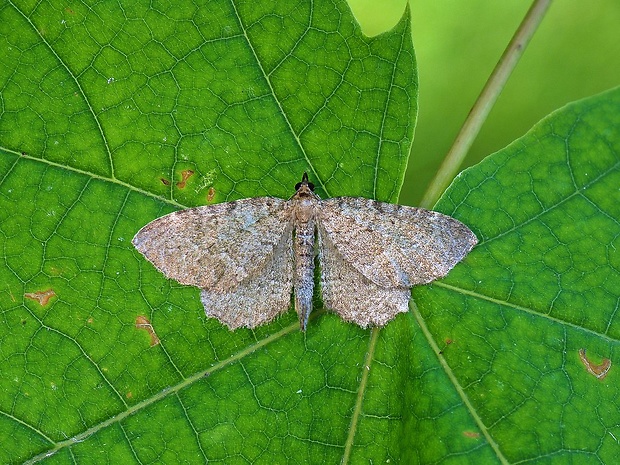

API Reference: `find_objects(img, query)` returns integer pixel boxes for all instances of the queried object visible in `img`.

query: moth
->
[133,173,477,330]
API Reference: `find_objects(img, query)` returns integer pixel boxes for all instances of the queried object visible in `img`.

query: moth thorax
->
[294,197,317,223]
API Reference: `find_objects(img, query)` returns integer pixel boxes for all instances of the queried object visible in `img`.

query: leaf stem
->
[419,0,553,209]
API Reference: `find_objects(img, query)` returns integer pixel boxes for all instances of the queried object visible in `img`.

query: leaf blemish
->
[579,348,611,380]
[135,315,160,346]
[439,338,454,354]
[160,177,171,186]
[207,187,216,202]
[176,170,195,189]
[463,431,480,439]
[24,289,56,306]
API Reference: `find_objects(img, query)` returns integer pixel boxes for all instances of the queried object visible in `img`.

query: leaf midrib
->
[436,282,620,343]
[230,0,331,197]
[411,295,510,465]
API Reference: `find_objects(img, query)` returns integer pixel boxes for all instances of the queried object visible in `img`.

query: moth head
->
[295,172,315,191]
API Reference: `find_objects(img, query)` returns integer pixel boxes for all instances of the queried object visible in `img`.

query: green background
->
[1,0,620,464]
[349,0,620,204]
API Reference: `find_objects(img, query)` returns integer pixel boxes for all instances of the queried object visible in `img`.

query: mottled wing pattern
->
[201,223,294,329]
[318,226,411,327]
[318,198,478,288]
[133,175,478,331]
[132,198,292,290]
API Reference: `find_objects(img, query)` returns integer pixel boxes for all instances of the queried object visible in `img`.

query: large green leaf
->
[2,1,620,464]
[420,87,620,464]
[1,0,418,463]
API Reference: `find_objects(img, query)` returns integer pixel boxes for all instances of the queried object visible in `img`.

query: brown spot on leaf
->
[463,431,480,439]
[24,289,56,306]
[126,391,133,399]
[65,7,75,14]
[579,349,611,380]
[176,169,195,189]
[207,187,216,202]
[135,315,160,346]
[160,177,171,186]
[439,338,454,355]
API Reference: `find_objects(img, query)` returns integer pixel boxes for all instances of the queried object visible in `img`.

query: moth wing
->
[318,225,410,327]
[133,198,293,290]
[318,198,477,288]
[201,225,294,329]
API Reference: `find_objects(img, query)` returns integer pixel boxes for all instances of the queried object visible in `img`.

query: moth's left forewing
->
[132,197,292,289]
[318,198,477,288]
[201,221,295,329]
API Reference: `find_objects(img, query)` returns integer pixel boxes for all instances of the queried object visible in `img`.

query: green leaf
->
[2,0,620,464]
[418,86,620,463]
[1,0,418,463]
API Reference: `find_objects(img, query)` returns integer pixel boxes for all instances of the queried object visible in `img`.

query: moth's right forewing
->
[132,197,293,289]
